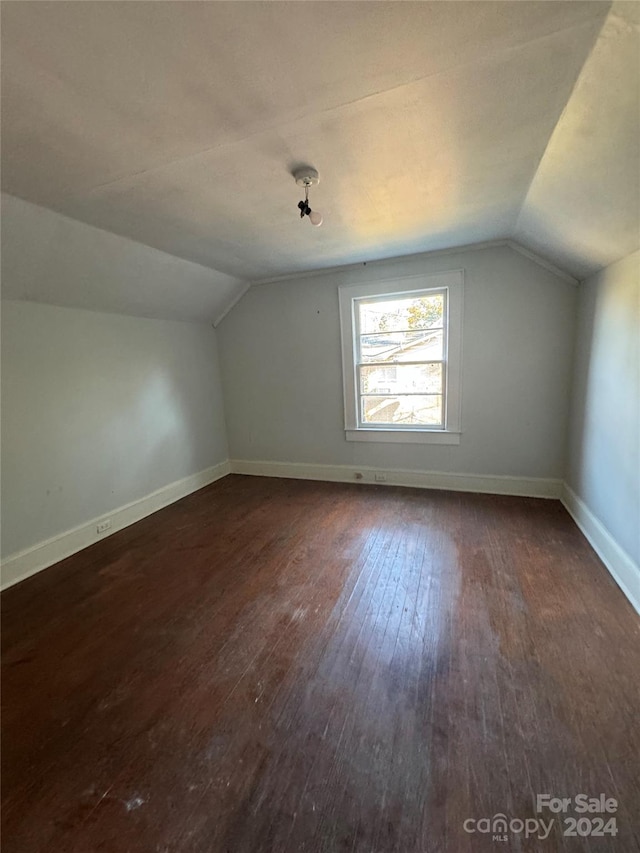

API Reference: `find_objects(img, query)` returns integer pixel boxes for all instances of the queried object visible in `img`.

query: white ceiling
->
[514,1,640,278]
[1,1,638,291]
[1,193,247,325]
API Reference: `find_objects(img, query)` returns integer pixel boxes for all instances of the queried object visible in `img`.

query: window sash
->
[354,288,448,430]
[338,270,463,442]
[359,396,445,428]
[356,359,444,369]
[360,392,442,398]
[360,394,444,428]
[358,326,444,336]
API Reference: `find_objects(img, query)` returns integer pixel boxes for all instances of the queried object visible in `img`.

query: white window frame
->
[339,271,463,444]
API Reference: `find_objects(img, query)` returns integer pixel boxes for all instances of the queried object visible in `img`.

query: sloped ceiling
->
[514,1,640,279]
[1,1,638,300]
[0,193,247,324]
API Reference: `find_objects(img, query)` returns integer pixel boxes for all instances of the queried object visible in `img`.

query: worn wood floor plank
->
[2,476,639,852]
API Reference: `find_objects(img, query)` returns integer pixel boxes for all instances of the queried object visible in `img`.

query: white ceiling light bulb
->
[293,166,324,227]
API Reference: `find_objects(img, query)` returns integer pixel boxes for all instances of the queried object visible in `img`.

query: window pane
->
[362,395,443,426]
[360,363,442,395]
[359,293,444,334]
[360,329,443,363]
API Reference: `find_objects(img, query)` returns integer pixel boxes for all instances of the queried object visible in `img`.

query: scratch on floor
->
[123,795,146,812]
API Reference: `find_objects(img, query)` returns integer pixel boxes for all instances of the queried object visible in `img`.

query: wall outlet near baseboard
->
[96,519,112,534]
[374,473,387,482]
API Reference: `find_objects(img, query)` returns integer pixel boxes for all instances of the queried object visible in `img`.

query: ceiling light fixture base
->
[294,167,320,188]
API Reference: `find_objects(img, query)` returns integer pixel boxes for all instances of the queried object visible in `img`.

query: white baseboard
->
[230,458,562,499]
[0,460,231,591]
[7,461,635,620]
[561,484,640,616]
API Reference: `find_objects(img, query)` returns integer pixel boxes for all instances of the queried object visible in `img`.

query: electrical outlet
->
[96,519,112,535]
[374,473,387,482]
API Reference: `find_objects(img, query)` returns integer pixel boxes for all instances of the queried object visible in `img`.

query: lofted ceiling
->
[514,1,640,278]
[1,0,638,295]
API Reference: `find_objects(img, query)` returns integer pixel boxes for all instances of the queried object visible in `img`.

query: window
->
[339,271,463,444]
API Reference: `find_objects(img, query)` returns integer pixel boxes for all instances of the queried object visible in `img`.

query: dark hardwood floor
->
[2,475,639,852]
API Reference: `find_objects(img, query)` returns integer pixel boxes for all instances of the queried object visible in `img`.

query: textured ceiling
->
[1,0,638,294]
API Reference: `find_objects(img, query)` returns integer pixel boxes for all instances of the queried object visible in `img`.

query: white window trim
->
[339,270,463,445]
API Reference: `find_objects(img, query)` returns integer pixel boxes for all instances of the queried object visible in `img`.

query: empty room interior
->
[1,2,639,851]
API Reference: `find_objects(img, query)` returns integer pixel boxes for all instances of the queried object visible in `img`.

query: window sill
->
[345,429,461,445]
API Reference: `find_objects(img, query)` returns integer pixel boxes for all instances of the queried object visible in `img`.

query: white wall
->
[566,250,640,568]
[1,300,229,560]
[218,245,577,480]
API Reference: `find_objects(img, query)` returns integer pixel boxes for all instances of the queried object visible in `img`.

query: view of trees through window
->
[357,291,445,427]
